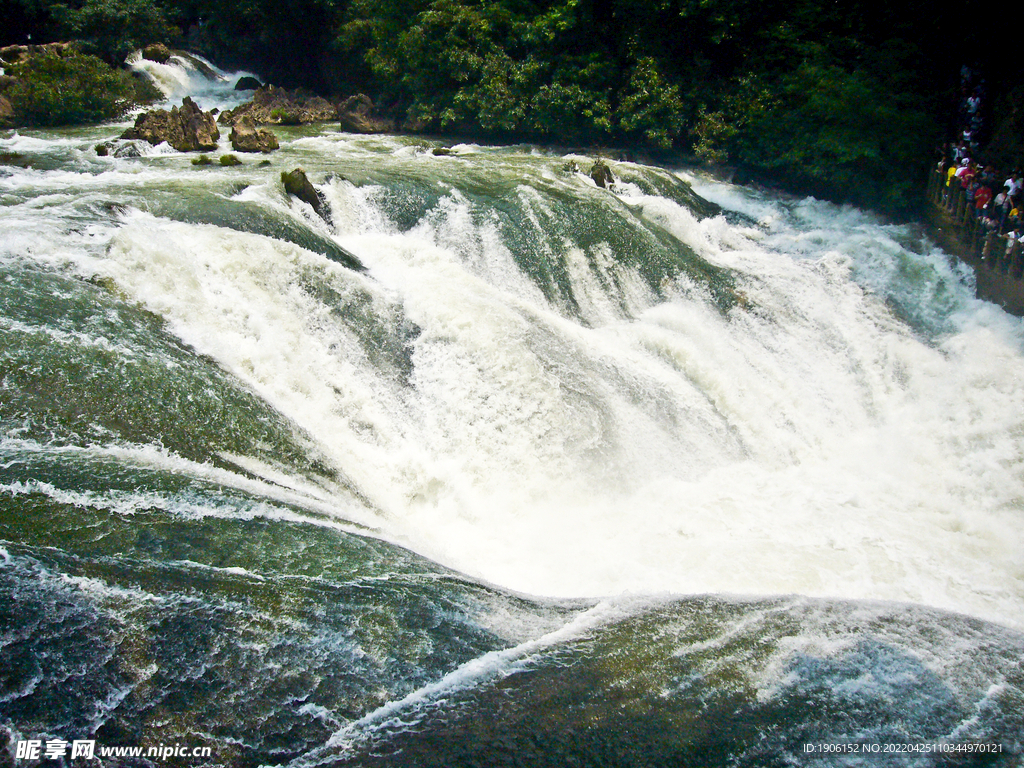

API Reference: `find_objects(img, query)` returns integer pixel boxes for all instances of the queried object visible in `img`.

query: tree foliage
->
[52,0,179,63]
[6,50,154,125]
[5,0,979,214]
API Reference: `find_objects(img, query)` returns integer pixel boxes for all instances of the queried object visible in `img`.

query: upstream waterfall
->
[1,57,1022,766]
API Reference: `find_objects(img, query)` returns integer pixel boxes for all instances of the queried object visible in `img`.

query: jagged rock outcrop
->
[142,43,171,63]
[218,86,335,126]
[337,94,395,134]
[229,115,279,153]
[121,96,220,152]
[281,168,324,216]
[590,159,615,188]
[282,167,321,215]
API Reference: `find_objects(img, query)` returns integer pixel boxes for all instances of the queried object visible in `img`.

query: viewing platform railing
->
[927,168,1024,281]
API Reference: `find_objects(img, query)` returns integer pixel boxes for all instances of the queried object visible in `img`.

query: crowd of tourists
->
[935,65,1023,254]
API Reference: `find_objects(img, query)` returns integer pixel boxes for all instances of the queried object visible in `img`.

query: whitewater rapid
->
[2,68,1022,632]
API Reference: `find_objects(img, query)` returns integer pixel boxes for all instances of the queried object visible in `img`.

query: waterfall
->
[1,55,1022,767]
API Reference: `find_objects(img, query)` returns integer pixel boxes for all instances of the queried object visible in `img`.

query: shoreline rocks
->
[0,42,75,66]
[337,94,395,134]
[0,94,13,129]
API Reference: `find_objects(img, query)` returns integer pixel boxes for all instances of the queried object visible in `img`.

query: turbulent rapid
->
[2,56,1022,766]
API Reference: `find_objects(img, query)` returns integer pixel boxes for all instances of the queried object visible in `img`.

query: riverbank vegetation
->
[1,48,161,126]
[1,0,1017,216]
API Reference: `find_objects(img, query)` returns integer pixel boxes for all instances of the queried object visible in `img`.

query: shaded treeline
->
[2,0,1017,215]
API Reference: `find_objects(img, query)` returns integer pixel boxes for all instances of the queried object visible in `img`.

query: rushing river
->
[2,54,1023,767]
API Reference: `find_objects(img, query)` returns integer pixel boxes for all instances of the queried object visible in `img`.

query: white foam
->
[6,135,1024,631]
[126,51,254,111]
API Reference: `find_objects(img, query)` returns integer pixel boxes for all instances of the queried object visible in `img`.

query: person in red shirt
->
[958,163,977,188]
[975,184,993,211]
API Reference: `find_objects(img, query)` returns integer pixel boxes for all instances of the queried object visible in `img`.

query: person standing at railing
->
[1008,205,1021,234]
[993,191,1012,232]
[1005,172,1023,206]
[966,178,979,212]
[975,183,993,222]
[957,161,977,186]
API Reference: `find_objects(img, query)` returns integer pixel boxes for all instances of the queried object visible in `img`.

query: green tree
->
[7,50,149,125]
[617,56,686,148]
[52,0,178,63]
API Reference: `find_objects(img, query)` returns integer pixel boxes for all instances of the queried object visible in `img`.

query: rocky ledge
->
[229,115,279,153]
[337,94,396,134]
[121,96,220,152]
[218,85,335,126]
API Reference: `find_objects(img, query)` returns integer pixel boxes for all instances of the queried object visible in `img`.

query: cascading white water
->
[4,55,1024,765]
[68,132,1021,629]
[127,49,259,110]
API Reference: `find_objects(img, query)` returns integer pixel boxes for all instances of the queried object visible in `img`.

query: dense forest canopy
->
[2,0,1020,215]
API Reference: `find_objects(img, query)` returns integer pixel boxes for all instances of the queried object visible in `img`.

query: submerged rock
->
[121,96,220,152]
[281,168,324,217]
[229,115,279,153]
[0,151,30,167]
[111,141,143,158]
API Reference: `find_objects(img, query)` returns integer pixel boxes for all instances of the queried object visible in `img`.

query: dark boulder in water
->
[229,115,279,153]
[234,76,262,91]
[281,167,324,217]
[121,96,220,152]
[0,150,29,167]
[141,43,171,64]
[590,159,614,188]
